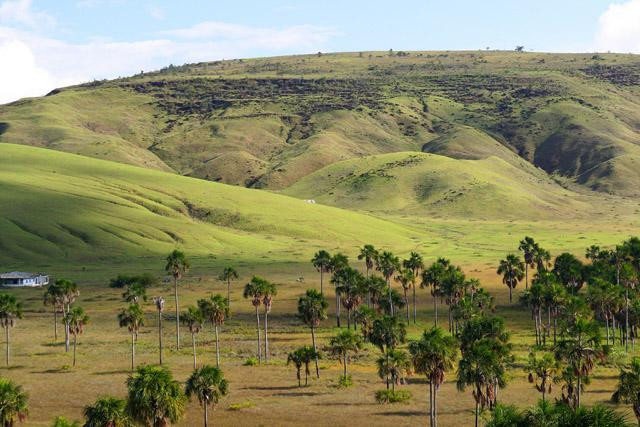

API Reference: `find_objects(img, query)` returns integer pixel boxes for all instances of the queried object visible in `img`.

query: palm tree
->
[164,249,190,350]
[329,253,349,327]
[0,377,28,426]
[497,254,524,303]
[198,295,229,367]
[217,267,238,313]
[358,244,378,279]
[153,297,165,365]
[185,365,229,427]
[520,282,546,345]
[525,352,561,403]
[56,279,79,352]
[52,416,80,427]
[181,306,204,369]
[519,236,537,289]
[395,268,414,323]
[621,263,639,352]
[334,267,365,329]
[0,294,22,366]
[612,357,640,426]
[287,349,305,387]
[43,281,65,341]
[243,276,266,363]
[353,305,376,337]
[126,365,186,427]
[368,315,407,389]
[66,306,89,367]
[422,259,450,327]
[118,304,144,371]
[376,251,401,316]
[533,246,551,273]
[403,252,424,324]
[376,349,412,392]
[297,289,328,378]
[312,250,332,294]
[83,396,132,427]
[262,281,277,363]
[327,329,363,379]
[409,327,458,427]
[122,282,147,305]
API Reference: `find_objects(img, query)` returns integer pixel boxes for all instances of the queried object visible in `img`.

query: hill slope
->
[0,144,429,266]
[1,51,640,197]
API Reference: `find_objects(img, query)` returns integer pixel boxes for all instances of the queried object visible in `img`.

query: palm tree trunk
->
[131,332,135,371]
[204,402,208,427]
[404,288,409,322]
[413,284,417,324]
[525,264,529,290]
[429,382,434,427]
[264,309,269,363]
[158,309,163,365]
[192,332,197,369]
[434,294,438,326]
[227,280,231,314]
[4,326,9,366]
[305,364,309,386]
[606,315,610,345]
[73,334,77,367]
[343,352,347,377]
[311,326,320,378]
[297,368,301,387]
[613,316,617,345]
[387,279,394,316]
[320,269,324,294]
[547,307,551,338]
[215,324,220,367]
[255,306,262,363]
[336,292,341,327]
[475,400,479,427]
[509,285,512,303]
[433,383,438,427]
[65,304,70,352]
[626,288,630,352]
[54,309,58,341]
[174,278,180,350]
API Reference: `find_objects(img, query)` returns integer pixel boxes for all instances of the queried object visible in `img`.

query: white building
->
[0,272,49,288]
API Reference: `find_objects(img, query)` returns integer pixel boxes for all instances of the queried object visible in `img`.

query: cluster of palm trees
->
[0,364,228,426]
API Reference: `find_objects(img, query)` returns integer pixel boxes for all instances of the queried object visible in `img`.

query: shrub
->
[337,375,353,388]
[243,357,259,366]
[374,389,412,404]
[228,401,254,411]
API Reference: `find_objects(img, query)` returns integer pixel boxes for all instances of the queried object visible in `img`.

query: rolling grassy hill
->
[1,51,640,198]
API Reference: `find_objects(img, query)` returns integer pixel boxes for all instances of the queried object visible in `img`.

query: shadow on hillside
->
[375,411,425,417]
[242,385,299,391]
[94,369,130,376]
[273,391,329,397]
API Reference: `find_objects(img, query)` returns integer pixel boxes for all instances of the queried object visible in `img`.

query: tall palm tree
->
[525,352,561,403]
[409,327,458,427]
[422,259,450,327]
[519,236,537,290]
[612,356,640,426]
[118,304,145,371]
[261,281,277,363]
[185,365,229,427]
[329,253,349,327]
[198,295,229,367]
[164,249,190,350]
[66,306,89,367]
[181,306,204,369]
[368,315,407,389]
[43,281,65,341]
[403,252,424,324]
[243,276,266,363]
[327,329,363,379]
[83,396,132,427]
[376,251,401,316]
[376,349,412,392]
[0,294,22,366]
[497,254,525,303]
[0,377,28,426]
[152,297,165,365]
[56,279,79,352]
[217,267,238,314]
[395,268,414,323]
[126,365,186,427]
[311,250,332,294]
[297,289,328,378]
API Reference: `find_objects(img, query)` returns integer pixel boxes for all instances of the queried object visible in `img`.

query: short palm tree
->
[376,349,412,392]
[126,365,186,427]
[262,281,277,363]
[328,329,363,379]
[152,297,165,365]
[368,315,407,389]
[497,254,525,303]
[312,250,332,294]
[185,365,229,427]
[83,396,132,427]
[43,281,65,341]
[525,352,561,403]
[56,279,79,352]
[297,289,328,378]
[243,276,266,363]
[165,249,190,350]
[122,282,147,305]
[409,327,458,427]
[217,267,238,313]
[66,306,89,367]
[181,306,204,369]
[198,295,229,367]
[287,349,305,387]
[118,304,145,371]
[612,357,640,425]
[0,377,28,426]
[0,294,23,366]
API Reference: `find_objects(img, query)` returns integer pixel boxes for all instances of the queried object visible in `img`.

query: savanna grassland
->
[0,50,639,426]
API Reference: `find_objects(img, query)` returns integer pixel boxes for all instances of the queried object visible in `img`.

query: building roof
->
[0,272,46,279]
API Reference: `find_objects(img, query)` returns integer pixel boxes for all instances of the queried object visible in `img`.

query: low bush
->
[374,389,412,404]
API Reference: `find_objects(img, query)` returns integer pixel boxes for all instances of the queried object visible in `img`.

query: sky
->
[1,0,640,104]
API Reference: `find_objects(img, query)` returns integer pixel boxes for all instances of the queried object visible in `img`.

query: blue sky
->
[1,0,640,103]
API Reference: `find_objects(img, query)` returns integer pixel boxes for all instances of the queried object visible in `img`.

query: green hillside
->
[0,144,429,267]
[1,51,639,197]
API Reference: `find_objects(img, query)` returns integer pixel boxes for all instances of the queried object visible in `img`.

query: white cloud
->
[595,0,640,53]
[0,0,54,29]
[0,38,56,103]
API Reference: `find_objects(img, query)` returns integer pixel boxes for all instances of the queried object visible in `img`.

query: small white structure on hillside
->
[0,272,49,288]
